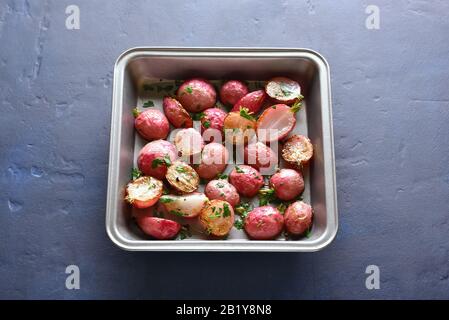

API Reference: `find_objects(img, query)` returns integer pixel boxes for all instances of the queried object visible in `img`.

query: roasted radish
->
[195,143,229,180]
[231,89,266,113]
[205,179,240,207]
[199,200,235,237]
[265,77,301,104]
[159,193,209,218]
[256,104,296,142]
[229,165,264,198]
[269,169,304,201]
[220,80,249,106]
[223,109,256,145]
[244,206,284,240]
[136,215,181,240]
[173,128,204,159]
[281,134,314,166]
[137,140,177,180]
[177,78,216,112]
[166,161,200,193]
[162,96,193,128]
[125,176,163,209]
[200,107,227,143]
[244,141,278,172]
[284,201,313,236]
[134,109,170,141]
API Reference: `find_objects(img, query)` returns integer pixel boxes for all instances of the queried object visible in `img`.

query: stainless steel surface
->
[106,47,338,251]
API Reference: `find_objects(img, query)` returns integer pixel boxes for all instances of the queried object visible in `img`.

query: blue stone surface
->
[0,0,448,299]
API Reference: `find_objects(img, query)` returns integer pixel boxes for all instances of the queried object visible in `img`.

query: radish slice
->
[166,161,200,193]
[265,77,301,104]
[174,128,204,158]
[281,134,314,166]
[125,176,163,209]
[231,90,266,113]
[256,104,296,142]
[136,216,181,239]
[159,193,209,218]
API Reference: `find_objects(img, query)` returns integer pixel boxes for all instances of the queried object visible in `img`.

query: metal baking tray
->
[106,47,337,251]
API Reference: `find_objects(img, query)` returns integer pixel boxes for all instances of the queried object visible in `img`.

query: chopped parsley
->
[277,203,287,214]
[170,210,186,217]
[159,196,174,203]
[305,228,312,238]
[234,219,244,230]
[239,107,255,121]
[258,188,276,206]
[178,225,192,240]
[132,108,140,118]
[216,182,225,188]
[131,167,142,180]
[192,112,205,121]
[151,155,172,168]
[235,166,244,173]
[290,95,304,113]
[143,100,155,108]
[203,120,211,128]
[216,173,228,180]
[185,86,193,94]
[175,165,187,173]
[223,203,231,217]
[235,202,251,218]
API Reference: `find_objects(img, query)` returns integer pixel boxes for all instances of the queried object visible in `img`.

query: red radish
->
[223,111,256,145]
[265,77,301,104]
[137,140,177,180]
[256,104,296,142]
[269,169,304,201]
[195,143,229,180]
[159,193,209,218]
[177,78,216,112]
[231,90,266,113]
[200,107,227,143]
[284,201,313,236]
[166,161,200,193]
[220,80,249,106]
[125,176,163,209]
[244,206,284,240]
[136,215,181,239]
[134,109,170,141]
[229,165,264,198]
[162,96,193,128]
[244,142,278,171]
[174,128,205,158]
[281,134,314,166]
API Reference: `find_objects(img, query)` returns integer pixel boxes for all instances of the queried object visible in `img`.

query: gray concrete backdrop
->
[0,0,448,299]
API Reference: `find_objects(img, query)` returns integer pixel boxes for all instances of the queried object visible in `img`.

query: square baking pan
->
[106,47,338,251]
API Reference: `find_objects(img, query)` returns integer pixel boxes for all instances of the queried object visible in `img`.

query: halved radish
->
[163,96,193,128]
[256,104,296,142]
[231,90,266,113]
[223,110,256,145]
[265,77,301,104]
[159,193,209,218]
[281,134,314,166]
[166,161,200,193]
[174,128,204,158]
[125,176,163,209]
[136,215,181,239]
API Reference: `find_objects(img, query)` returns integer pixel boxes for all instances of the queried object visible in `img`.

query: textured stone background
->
[0,0,448,299]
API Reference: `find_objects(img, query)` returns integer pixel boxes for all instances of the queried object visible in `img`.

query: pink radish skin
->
[135,109,170,141]
[220,80,249,106]
[231,90,266,113]
[256,104,296,142]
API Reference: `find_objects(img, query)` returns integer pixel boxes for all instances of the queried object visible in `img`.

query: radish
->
[256,104,296,142]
